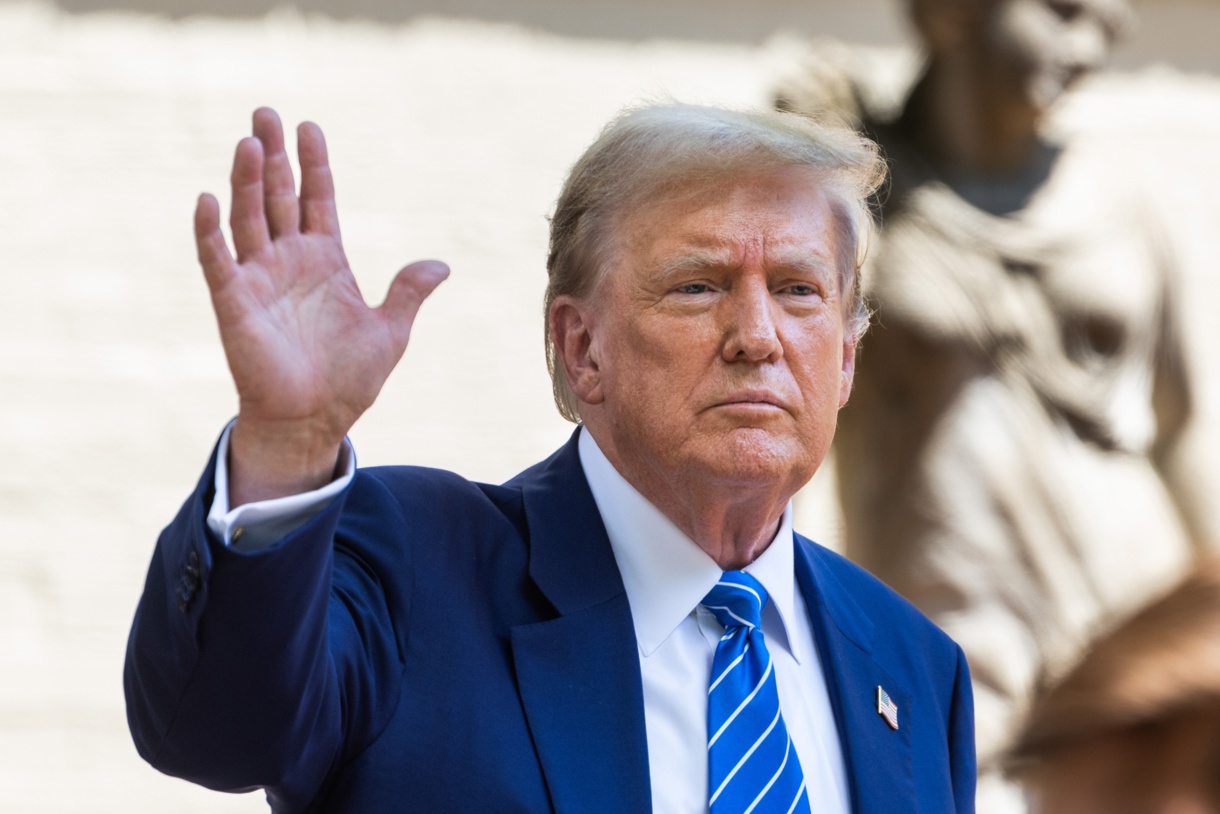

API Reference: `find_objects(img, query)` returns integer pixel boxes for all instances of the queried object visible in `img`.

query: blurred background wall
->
[0,0,1216,810]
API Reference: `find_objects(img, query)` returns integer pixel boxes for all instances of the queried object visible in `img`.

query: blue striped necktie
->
[702,571,811,814]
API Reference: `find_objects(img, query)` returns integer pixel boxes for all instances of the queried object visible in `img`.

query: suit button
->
[183,549,202,587]
[177,550,202,613]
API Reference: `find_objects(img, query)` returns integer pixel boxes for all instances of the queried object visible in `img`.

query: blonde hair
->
[544,102,886,422]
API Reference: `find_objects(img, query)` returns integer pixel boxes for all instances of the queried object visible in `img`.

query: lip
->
[710,390,788,411]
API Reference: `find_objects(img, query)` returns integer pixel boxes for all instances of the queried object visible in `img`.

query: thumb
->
[379,259,450,339]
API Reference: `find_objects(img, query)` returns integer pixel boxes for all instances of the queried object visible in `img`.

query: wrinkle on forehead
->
[599,167,840,298]
[655,244,836,281]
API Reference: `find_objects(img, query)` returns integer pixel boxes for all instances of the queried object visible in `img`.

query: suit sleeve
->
[123,444,409,812]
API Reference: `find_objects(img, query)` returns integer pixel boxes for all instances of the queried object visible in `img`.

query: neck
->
[590,433,794,571]
[653,485,788,572]
[900,56,1043,178]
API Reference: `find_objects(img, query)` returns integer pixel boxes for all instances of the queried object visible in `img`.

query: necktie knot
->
[702,571,767,632]
[702,570,810,814]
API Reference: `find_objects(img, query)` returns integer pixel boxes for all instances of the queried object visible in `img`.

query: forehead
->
[615,166,839,264]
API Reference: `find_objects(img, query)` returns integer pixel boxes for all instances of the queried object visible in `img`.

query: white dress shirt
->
[206,422,355,550]
[207,424,850,813]
[577,429,850,814]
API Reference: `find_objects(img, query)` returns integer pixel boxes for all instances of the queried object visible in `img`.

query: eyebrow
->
[656,247,835,279]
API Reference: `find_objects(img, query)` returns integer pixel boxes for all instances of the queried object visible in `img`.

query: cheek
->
[791,323,848,385]
[632,316,721,376]
[600,319,702,410]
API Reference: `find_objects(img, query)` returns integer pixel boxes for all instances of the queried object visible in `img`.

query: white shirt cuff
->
[206,421,356,552]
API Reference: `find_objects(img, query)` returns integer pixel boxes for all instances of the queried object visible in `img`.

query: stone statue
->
[778,1,1216,811]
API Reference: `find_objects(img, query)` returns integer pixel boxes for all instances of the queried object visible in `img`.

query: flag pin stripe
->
[876,686,899,730]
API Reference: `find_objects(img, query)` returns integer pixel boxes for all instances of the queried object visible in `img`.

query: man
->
[124,103,974,813]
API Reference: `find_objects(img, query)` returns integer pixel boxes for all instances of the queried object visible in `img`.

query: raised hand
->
[195,108,448,507]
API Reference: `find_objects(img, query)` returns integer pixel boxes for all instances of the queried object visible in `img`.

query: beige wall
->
[37,0,1220,72]
[46,0,910,44]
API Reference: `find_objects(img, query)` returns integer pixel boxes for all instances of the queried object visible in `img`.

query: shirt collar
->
[577,428,802,662]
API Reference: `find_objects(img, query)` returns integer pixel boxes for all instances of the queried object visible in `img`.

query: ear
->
[550,296,605,407]
[838,334,858,408]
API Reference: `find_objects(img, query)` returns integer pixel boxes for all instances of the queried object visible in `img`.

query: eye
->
[675,283,712,295]
[782,283,819,297]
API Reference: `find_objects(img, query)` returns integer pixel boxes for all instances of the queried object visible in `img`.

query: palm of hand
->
[219,234,393,433]
[195,108,447,502]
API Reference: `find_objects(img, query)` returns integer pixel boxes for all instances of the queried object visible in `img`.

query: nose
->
[721,279,782,364]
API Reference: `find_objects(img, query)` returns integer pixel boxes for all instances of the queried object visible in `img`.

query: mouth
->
[710,390,788,412]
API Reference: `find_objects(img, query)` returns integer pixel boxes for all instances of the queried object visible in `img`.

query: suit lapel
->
[795,539,915,814]
[505,436,917,814]
[509,432,652,814]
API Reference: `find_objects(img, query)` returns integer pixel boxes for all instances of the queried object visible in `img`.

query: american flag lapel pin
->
[876,686,899,730]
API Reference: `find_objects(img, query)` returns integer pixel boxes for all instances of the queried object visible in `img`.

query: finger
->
[252,107,300,239]
[195,192,237,290]
[378,260,451,343]
[297,121,341,238]
[229,136,271,262]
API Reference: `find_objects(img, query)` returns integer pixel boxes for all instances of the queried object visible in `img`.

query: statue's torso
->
[837,125,1193,760]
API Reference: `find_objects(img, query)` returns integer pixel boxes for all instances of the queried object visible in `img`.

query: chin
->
[689,429,820,489]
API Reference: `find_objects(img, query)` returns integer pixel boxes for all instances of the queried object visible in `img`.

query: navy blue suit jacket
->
[125,431,975,813]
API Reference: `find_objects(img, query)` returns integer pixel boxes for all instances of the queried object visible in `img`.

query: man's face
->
[571,166,856,503]
[984,0,1122,110]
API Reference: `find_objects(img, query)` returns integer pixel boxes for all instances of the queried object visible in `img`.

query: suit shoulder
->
[354,464,521,511]
[337,465,528,547]
[795,535,898,598]
[797,534,958,650]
